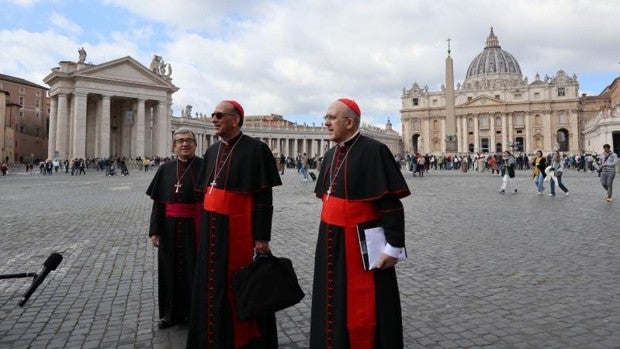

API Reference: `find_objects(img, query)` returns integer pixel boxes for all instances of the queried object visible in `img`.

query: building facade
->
[0,74,50,163]
[401,28,584,155]
[43,51,178,160]
[581,77,620,155]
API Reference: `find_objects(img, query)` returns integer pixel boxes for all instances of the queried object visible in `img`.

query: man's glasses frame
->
[323,114,351,121]
[211,112,238,119]
[174,138,196,145]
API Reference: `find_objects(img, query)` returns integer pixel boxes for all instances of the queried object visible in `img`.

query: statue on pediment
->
[182,105,193,118]
[78,47,87,64]
[150,55,162,74]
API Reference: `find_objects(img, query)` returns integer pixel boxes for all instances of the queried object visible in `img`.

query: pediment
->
[74,56,175,88]
[460,95,504,107]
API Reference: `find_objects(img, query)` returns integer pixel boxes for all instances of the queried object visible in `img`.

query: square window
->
[412,98,419,106]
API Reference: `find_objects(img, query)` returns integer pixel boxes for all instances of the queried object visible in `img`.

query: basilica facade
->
[400,28,618,156]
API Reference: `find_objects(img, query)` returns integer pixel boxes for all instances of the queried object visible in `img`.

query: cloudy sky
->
[1,0,619,133]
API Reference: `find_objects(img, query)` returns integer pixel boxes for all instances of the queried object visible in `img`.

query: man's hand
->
[375,254,399,270]
[150,235,160,247]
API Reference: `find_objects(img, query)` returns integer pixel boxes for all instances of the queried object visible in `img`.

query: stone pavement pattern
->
[0,167,618,348]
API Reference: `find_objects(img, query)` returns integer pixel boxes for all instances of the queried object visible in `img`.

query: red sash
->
[165,203,201,247]
[204,186,259,349]
[320,195,378,349]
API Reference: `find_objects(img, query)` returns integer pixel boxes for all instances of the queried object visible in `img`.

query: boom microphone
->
[18,253,63,307]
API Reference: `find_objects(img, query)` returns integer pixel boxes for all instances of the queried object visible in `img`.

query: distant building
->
[0,73,50,163]
[581,77,620,155]
[43,51,178,160]
[400,28,620,156]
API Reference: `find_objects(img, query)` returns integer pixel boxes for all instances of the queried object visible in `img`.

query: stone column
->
[100,96,111,159]
[424,117,431,154]
[543,112,552,151]
[56,93,69,159]
[502,113,508,151]
[462,117,468,152]
[489,115,496,153]
[48,97,58,158]
[507,113,513,148]
[72,93,88,159]
[154,100,170,157]
[525,112,531,153]
[473,115,480,153]
[152,103,161,157]
[441,118,446,153]
[136,99,145,159]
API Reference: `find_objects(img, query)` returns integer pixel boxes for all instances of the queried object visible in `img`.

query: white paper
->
[360,226,407,270]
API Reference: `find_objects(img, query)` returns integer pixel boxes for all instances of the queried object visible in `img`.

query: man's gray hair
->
[173,128,196,139]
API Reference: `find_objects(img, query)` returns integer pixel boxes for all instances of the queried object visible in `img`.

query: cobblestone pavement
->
[0,166,618,348]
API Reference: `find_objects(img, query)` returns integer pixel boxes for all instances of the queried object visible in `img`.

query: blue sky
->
[1,0,619,133]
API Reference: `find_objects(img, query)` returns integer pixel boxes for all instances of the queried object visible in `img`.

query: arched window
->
[535,114,541,125]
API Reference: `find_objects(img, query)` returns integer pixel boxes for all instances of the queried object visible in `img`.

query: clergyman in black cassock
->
[310,98,410,349]
[147,129,204,329]
[187,100,282,349]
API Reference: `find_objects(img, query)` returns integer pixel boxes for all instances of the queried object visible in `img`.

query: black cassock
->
[187,133,282,349]
[147,156,204,324]
[311,133,410,349]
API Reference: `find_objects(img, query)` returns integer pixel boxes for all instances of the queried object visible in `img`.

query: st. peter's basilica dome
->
[464,28,522,83]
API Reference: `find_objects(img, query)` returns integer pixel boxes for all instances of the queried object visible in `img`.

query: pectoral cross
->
[174,182,182,193]
[326,188,331,201]
[209,180,217,194]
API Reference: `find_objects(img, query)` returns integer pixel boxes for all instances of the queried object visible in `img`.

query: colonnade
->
[410,110,578,155]
[47,92,171,160]
[177,122,333,158]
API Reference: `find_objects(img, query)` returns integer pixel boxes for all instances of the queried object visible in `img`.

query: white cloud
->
[5,0,40,6]
[2,0,620,136]
[50,12,82,36]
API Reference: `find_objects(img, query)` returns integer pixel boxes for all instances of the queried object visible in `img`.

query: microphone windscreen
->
[43,253,63,270]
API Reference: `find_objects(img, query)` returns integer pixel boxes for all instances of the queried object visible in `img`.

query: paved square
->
[0,166,618,348]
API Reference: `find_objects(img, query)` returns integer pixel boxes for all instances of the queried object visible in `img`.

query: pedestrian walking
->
[531,150,547,195]
[499,151,517,194]
[548,150,570,196]
[598,144,617,202]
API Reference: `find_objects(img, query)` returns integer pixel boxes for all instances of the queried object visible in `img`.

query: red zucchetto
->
[337,98,361,117]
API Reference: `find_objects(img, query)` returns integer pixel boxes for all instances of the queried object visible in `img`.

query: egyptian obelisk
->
[445,39,457,152]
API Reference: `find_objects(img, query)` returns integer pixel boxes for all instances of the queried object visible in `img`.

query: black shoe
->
[158,319,175,329]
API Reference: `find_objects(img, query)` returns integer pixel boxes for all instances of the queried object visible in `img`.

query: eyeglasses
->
[211,112,237,119]
[174,138,195,145]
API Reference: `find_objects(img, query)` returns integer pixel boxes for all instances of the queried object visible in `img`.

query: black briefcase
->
[232,252,305,320]
[309,171,317,181]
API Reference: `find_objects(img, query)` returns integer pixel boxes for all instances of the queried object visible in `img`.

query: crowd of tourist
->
[0,156,171,176]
